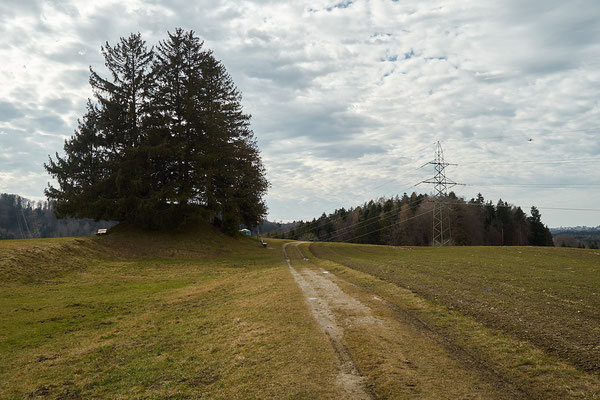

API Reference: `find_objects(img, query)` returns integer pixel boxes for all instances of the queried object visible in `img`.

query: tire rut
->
[284,242,373,400]
[307,243,531,399]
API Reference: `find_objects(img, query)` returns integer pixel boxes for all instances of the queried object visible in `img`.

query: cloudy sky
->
[1,0,599,227]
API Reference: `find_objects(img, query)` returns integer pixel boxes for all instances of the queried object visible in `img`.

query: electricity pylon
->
[419,141,463,246]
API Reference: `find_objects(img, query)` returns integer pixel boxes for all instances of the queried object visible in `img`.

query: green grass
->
[3,228,600,398]
[0,228,342,399]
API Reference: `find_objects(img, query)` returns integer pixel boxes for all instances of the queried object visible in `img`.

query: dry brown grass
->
[0,232,344,399]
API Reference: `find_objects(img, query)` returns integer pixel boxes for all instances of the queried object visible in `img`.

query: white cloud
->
[0,0,599,227]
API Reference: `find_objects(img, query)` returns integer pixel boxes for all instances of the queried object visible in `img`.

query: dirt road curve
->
[283,242,523,399]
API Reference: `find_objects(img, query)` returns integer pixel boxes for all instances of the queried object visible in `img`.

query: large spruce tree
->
[45,30,268,231]
[527,206,554,246]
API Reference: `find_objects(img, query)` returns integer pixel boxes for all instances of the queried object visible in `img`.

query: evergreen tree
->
[45,30,268,231]
[46,33,154,224]
[150,29,268,231]
[45,102,108,220]
[91,33,155,223]
[527,206,554,246]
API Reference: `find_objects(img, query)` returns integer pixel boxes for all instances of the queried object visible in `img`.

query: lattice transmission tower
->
[420,141,463,246]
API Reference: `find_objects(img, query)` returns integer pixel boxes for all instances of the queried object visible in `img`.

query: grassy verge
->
[0,231,342,399]
[305,242,600,398]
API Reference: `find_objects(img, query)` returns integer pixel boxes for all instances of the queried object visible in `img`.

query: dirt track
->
[284,242,373,399]
[284,241,525,399]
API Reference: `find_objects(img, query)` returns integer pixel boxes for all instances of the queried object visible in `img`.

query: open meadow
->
[1,231,599,399]
[0,228,343,399]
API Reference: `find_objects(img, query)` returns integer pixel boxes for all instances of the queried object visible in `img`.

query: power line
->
[460,157,600,165]
[278,167,432,236]
[450,201,600,212]
[441,126,600,142]
[317,200,600,247]
[326,197,419,241]
[467,183,600,188]
[274,135,600,239]
[364,143,438,192]
[361,160,600,196]
[337,201,600,248]
[536,206,600,212]
[342,208,434,243]
[279,181,597,239]
[282,195,599,246]
[311,194,429,241]
[417,141,464,246]
[279,179,597,238]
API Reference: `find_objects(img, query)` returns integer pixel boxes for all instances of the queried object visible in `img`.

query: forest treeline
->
[271,192,554,246]
[552,228,600,249]
[0,193,115,240]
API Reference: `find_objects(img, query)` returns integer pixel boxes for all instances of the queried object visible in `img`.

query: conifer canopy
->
[45,30,269,232]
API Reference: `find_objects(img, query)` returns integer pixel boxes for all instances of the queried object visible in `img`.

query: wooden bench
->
[96,228,108,235]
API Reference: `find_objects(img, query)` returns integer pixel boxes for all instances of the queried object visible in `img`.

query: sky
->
[1,0,599,228]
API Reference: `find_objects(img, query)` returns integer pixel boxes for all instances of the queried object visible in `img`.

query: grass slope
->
[0,227,342,399]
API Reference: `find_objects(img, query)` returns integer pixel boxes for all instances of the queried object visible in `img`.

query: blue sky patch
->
[326,1,353,12]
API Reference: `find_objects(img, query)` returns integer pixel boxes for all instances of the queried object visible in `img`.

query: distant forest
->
[0,193,115,240]
[270,192,555,247]
[257,220,297,236]
[551,227,600,249]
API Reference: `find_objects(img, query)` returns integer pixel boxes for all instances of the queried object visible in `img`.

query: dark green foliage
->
[273,192,553,247]
[527,206,554,246]
[45,30,268,231]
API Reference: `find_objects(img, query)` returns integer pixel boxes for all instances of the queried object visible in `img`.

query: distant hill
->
[550,226,600,233]
[550,226,600,249]
[257,220,298,236]
[0,193,116,240]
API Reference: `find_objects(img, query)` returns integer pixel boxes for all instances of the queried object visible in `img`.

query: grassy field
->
[0,227,345,399]
[2,230,599,398]
[306,242,600,398]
